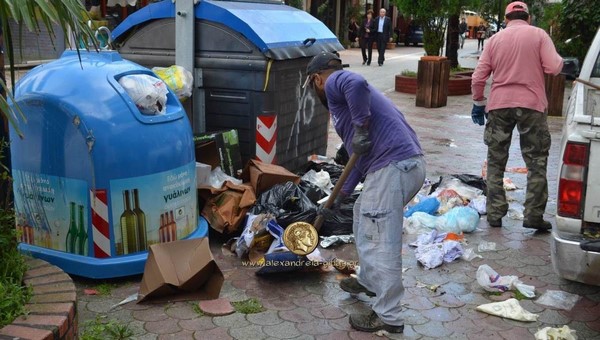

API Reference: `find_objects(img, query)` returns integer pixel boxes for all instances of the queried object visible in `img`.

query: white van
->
[553,27,600,285]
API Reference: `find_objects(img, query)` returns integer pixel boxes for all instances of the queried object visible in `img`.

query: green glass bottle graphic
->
[65,202,78,253]
[120,190,139,254]
[77,205,88,256]
[132,189,147,250]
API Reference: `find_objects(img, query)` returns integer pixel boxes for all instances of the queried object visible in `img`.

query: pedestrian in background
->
[477,22,486,50]
[374,8,392,66]
[359,10,375,65]
[459,18,468,49]
[348,17,360,48]
[471,1,563,231]
[305,51,425,334]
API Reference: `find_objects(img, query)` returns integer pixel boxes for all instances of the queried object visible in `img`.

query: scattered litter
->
[409,229,447,247]
[437,189,466,215]
[405,207,480,234]
[320,234,354,248]
[535,290,581,311]
[332,258,358,275]
[468,195,486,215]
[503,177,517,191]
[110,293,138,310]
[415,239,464,270]
[430,176,483,202]
[476,298,538,322]
[476,264,535,298]
[307,154,332,163]
[374,330,390,337]
[152,65,193,100]
[477,241,497,252]
[416,281,440,292]
[402,267,410,273]
[233,214,286,258]
[404,197,440,217]
[508,208,524,221]
[444,232,464,242]
[208,167,243,189]
[118,74,168,115]
[506,166,528,174]
[250,182,317,229]
[84,289,99,295]
[534,326,577,340]
[461,248,482,261]
[301,169,333,195]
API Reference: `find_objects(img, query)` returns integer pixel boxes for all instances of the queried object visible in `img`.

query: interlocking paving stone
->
[296,319,336,335]
[229,324,267,340]
[538,308,571,325]
[404,295,436,310]
[246,310,284,326]
[126,320,147,337]
[157,330,195,339]
[178,317,216,331]
[86,298,120,313]
[327,316,352,331]
[429,293,467,308]
[279,308,316,323]
[515,264,554,277]
[443,317,481,334]
[309,306,347,320]
[122,301,152,310]
[566,321,600,339]
[165,303,200,320]
[212,313,250,329]
[421,306,461,322]
[292,294,328,309]
[498,326,536,340]
[144,318,182,334]
[198,298,235,316]
[348,331,383,339]
[261,298,298,311]
[402,309,429,325]
[194,326,233,340]
[412,320,453,338]
[263,321,301,338]
[475,314,517,331]
[315,331,352,340]
[133,308,169,322]
[467,330,501,339]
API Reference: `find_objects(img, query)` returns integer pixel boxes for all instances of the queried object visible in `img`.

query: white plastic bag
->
[535,290,581,311]
[209,167,242,189]
[534,326,577,340]
[476,298,538,322]
[118,74,168,115]
[404,207,479,234]
[301,169,333,195]
[430,176,483,201]
[476,264,535,298]
[152,65,193,100]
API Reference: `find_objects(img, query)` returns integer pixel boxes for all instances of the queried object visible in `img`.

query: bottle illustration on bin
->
[65,202,78,253]
[117,189,149,255]
[77,204,88,255]
[157,210,178,243]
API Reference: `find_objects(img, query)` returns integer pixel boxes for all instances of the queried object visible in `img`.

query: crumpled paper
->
[476,298,538,322]
[534,325,577,340]
[320,234,354,248]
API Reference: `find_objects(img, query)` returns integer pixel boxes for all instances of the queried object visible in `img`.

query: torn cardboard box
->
[194,129,243,177]
[200,181,256,233]
[242,159,300,196]
[138,238,224,303]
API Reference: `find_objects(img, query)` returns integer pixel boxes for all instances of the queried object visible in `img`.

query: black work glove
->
[318,192,347,216]
[471,100,487,126]
[352,125,372,155]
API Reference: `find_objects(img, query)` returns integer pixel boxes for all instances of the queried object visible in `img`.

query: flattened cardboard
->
[241,160,300,196]
[194,129,242,177]
[138,238,224,303]
[199,181,256,234]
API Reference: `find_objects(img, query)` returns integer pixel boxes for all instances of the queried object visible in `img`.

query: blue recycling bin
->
[9,50,208,279]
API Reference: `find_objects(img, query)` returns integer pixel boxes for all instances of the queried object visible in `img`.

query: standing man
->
[471,1,563,231]
[459,18,468,48]
[305,51,425,333]
[374,8,392,66]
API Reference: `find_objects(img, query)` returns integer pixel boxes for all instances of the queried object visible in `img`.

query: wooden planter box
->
[396,71,473,96]
[386,42,396,49]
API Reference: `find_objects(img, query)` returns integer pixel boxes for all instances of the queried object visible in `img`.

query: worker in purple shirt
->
[305,51,426,333]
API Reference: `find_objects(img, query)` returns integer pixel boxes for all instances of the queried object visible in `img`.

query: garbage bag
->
[319,192,359,236]
[430,175,484,201]
[476,264,535,298]
[304,162,344,184]
[250,181,317,229]
[450,174,487,193]
[334,144,349,166]
[405,207,479,234]
[152,65,193,100]
[404,197,440,217]
[255,251,307,275]
[118,74,168,115]
[301,170,333,195]
[298,180,327,204]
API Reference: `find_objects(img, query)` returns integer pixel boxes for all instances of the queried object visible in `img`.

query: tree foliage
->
[0,0,96,133]
[557,0,600,64]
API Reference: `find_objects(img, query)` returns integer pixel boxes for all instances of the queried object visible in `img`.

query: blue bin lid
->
[111,0,343,60]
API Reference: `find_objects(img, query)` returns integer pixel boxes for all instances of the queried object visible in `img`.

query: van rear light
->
[558,142,589,218]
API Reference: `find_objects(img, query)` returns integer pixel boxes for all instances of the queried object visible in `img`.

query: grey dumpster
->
[111,0,343,171]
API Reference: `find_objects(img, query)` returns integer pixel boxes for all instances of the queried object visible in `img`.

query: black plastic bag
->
[298,180,327,205]
[430,174,487,196]
[250,181,317,228]
[303,162,345,185]
[319,192,359,236]
[334,144,349,166]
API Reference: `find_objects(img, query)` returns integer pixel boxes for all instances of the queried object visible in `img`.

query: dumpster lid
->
[111,0,343,60]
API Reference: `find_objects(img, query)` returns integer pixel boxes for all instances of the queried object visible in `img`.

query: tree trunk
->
[445,14,459,69]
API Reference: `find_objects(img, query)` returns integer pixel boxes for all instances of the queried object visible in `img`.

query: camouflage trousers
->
[484,108,551,223]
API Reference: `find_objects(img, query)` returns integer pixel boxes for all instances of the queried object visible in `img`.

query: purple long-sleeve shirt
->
[325,70,423,194]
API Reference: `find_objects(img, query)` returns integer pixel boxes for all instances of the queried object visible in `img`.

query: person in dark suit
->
[359,10,376,65]
[374,8,393,66]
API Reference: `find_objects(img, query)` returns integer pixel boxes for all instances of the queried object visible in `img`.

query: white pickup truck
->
[553,27,600,285]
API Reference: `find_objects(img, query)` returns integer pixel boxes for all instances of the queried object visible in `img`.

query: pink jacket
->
[471,20,563,113]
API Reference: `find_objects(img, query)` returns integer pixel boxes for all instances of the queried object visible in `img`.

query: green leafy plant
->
[96,283,115,296]
[231,298,264,314]
[80,316,134,340]
[400,69,417,77]
[191,302,205,316]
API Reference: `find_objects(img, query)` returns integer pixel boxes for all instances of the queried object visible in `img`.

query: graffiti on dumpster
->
[286,70,317,157]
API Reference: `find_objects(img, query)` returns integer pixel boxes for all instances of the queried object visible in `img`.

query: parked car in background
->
[552,27,600,286]
[405,24,423,46]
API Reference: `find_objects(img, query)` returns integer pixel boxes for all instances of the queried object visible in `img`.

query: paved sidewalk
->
[76,44,600,339]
